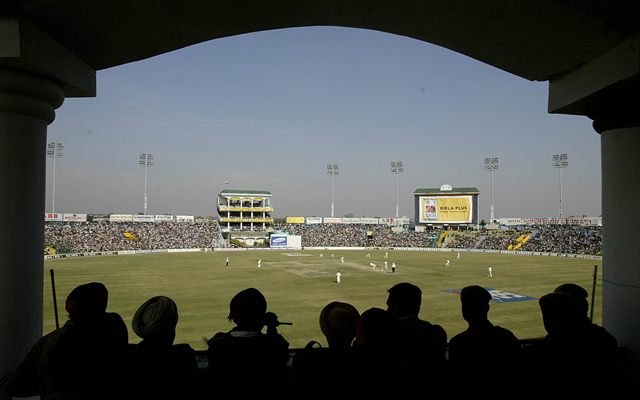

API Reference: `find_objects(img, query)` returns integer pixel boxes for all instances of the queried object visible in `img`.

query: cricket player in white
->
[488,266,493,277]
[336,271,341,283]
[257,259,262,268]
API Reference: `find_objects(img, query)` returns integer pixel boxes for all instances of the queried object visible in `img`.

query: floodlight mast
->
[327,164,339,217]
[390,161,404,219]
[484,157,499,223]
[46,142,64,213]
[552,153,568,219]
[139,153,154,215]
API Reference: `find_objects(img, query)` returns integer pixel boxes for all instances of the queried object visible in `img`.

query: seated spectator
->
[125,295,200,400]
[205,288,289,395]
[3,282,128,400]
[352,307,400,392]
[448,285,522,385]
[553,283,601,325]
[319,301,359,349]
[526,290,620,395]
[290,301,359,391]
[553,283,619,365]
[386,282,447,376]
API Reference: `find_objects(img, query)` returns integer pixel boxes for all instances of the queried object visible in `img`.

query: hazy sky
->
[46,27,601,219]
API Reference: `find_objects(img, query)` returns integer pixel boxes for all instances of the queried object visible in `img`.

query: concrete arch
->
[1,0,640,380]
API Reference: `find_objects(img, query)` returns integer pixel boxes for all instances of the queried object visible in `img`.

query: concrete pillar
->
[549,35,640,364]
[601,127,640,356]
[0,18,95,382]
[0,67,64,378]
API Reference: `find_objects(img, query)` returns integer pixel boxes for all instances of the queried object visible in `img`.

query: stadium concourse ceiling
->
[2,1,639,98]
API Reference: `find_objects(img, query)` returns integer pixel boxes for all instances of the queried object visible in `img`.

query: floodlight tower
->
[46,142,64,213]
[484,157,499,223]
[552,153,568,219]
[139,153,154,215]
[327,164,339,217]
[390,161,404,218]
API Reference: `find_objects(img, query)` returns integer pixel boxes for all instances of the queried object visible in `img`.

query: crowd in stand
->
[44,221,602,256]
[1,281,623,398]
[445,225,602,255]
[519,225,602,255]
[275,223,438,248]
[45,221,221,253]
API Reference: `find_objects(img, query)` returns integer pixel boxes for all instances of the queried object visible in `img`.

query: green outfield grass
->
[43,250,603,350]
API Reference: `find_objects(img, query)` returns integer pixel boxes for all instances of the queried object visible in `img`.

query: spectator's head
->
[460,285,492,324]
[132,295,179,345]
[539,292,581,335]
[319,301,359,349]
[355,307,396,347]
[386,282,421,318]
[554,283,589,317]
[65,282,108,322]
[228,288,267,331]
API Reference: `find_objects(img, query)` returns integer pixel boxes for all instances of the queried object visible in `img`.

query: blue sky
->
[46,27,601,219]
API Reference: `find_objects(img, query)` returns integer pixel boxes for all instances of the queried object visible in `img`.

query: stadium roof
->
[219,190,272,196]
[414,187,480,195]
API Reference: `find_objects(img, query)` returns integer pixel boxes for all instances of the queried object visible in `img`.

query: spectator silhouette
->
[125,295,200,400]
[553,283,599,325]
[291,301,359,392]
[386,282,447,383]
[3,282,128,400]
[319,301,359,349]
[205,288,289,395]
[448,285,521,386]
[526,290,620,395]
[352,307,400,393]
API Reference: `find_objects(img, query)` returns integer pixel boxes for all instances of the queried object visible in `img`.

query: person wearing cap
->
[126,295,199,400]
[551,283,618,352]
[205,288,289,395]
[448,285,521,386]
[291,301,360,391]
[2,282,128,400]
[525,289,621,394]
[319,301,359,349]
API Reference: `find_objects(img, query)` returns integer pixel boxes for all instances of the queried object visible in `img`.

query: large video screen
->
[418,195,473,223]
